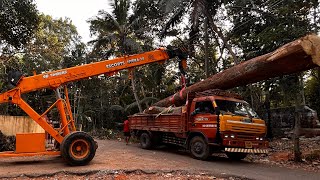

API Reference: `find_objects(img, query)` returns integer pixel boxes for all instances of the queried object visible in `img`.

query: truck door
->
[189,100,218,141]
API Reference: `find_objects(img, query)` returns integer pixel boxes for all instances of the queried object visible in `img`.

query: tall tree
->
[0,0,38,49]
[89,0,143,57]
[0,14,84,115]
[160,0,239,66]
[89,0,145,112]
[22,14,84,73]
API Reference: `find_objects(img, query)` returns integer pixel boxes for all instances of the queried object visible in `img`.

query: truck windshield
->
[215,100,259,118]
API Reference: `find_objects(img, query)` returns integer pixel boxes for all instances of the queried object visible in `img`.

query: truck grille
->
[225,120,266,134]
[230,126,265,134]
[236,134,256,140]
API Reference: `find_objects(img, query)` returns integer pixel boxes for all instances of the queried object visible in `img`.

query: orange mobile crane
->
[0,46,187,165]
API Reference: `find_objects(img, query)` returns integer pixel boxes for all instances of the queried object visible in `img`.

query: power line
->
[232,0,284,32]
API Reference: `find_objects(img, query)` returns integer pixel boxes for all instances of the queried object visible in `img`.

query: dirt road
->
[0,140,319,180]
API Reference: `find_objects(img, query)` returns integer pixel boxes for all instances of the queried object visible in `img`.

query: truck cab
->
[187,91,268,160]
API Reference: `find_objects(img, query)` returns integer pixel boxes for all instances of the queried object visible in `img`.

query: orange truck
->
[129,90,268,160]
[0,46,187,165]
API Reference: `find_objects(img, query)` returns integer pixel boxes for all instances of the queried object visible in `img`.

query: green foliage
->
[0,0,38,48]
[160,0,222,37]
[227,0,316,58]
[305,69,320,116]
[22,14,84,73]
[88,0,144,56]
[0,14,84,116]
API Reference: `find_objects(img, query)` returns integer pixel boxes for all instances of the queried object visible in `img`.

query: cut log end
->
[300,34,320,66]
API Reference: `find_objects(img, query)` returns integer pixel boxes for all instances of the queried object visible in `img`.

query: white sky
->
[35,0,112,44]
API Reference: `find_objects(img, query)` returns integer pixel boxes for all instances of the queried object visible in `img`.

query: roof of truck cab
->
[213,95,247,103]
[193,95,247,103]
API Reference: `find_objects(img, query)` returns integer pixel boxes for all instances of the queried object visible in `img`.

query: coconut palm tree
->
[160,0,239,69]
[89,0,145,112]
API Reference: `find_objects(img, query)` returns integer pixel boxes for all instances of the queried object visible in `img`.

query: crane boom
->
[1,47,186,101]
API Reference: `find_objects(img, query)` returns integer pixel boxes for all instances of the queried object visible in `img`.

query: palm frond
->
[128,15,141,30]
[124,97,159,112]
[124,101,138,112]
[140,97,159,104]
[191,0,206,29]
[112,0,131,26]
[89,10,121,34]
[123,37,143,53]
[160,7,186,38]
[160,0,184,13]
[89,33,118,56]
[109,105,125,111]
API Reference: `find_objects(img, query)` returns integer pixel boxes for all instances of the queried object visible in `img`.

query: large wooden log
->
[154,34,320,107]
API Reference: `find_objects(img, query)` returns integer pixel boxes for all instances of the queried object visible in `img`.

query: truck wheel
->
[60,131,96,166]
[140,132,152,149]
[189,136,210,160]
[226,152,247,161]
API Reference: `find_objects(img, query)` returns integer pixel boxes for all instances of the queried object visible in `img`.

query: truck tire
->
[189,136,210,160]
[60,131,96,166]
[226,152,247,161]
[140,132,152,149]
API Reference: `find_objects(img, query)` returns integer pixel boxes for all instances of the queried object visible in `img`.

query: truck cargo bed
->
[129,113,186,133]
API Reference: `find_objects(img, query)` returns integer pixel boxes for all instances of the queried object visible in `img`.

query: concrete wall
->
[0,115,45,136]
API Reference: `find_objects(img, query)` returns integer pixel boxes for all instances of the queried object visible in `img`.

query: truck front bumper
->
[222,139,269,154]
[223,139,269,148]
[225,147,268,154]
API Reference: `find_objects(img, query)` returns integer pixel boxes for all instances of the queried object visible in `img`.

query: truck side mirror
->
[215,107,220,115]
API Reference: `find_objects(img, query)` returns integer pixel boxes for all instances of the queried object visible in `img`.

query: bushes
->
[0,131,15,151]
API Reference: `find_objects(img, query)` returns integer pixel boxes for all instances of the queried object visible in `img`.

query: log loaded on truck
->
[0,46,187,165]
[130,89,268,160]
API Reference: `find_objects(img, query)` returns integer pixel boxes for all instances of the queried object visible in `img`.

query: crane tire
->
[60,131,96,166]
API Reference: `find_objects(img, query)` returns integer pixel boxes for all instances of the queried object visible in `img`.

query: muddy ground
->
[1,139,320,180]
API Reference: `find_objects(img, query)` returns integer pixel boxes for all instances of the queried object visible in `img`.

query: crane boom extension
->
[1,48,186,100]
[0,47,187,165]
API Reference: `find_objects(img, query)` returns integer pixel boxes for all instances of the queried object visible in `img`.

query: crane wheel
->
[60,131,96,166]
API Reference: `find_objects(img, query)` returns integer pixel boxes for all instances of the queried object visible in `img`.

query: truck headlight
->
[230,134,235,138]
[259,137,264,141]
[224,135,229,138]
[256,137,259,140]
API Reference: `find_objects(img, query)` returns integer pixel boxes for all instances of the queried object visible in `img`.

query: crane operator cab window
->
[192,101,215,115]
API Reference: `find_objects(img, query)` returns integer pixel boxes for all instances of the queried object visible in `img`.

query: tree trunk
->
[293,108,302,162]
[153,34,320,107]
[265,80,273,139]
[206,14,239,65]
[140,78,149,108]
[204,17,209,78]
[130,70,143,112]
[293,73,305,162]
